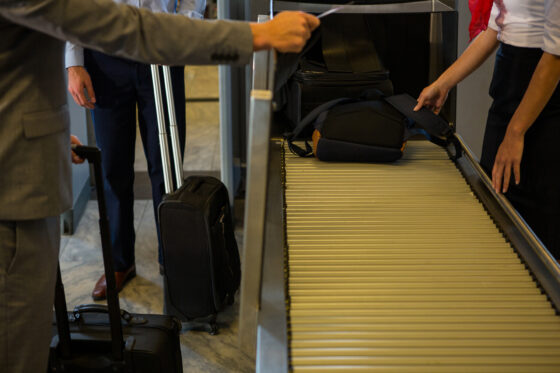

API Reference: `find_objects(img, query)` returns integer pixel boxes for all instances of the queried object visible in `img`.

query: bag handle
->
[64,146,125,361]
[73,304,147,326]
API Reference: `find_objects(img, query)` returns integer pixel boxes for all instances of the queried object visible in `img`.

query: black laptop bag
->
[49,145,183,373]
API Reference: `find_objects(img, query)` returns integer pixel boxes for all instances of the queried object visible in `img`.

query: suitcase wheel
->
[181,317,219,335]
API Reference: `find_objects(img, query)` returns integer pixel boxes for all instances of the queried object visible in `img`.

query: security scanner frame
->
[239,3,560,372]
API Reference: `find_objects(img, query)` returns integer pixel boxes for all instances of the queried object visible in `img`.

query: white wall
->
[455,1,496,160]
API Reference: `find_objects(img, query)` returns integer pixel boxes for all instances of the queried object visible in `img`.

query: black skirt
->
[480,43,560,259]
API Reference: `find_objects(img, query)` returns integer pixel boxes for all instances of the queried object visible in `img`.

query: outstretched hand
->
[414,82,449,114]
[492,129,524,194]
[67,66,96,109]
[251,11,320,53]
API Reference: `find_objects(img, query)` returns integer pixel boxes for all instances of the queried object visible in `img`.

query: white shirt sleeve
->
[487,2,500,32]
[65,42,84,68]
[543,0,560,56]
[176,0,205,18]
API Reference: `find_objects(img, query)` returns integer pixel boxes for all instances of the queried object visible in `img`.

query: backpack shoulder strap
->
[384,93,461,158]
[284,97,355,157]
[384,93,453,139]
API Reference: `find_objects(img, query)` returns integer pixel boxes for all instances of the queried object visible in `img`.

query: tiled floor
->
[60,66,255,372]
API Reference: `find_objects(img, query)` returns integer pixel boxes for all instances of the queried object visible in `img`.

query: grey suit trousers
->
[0,217,60,373]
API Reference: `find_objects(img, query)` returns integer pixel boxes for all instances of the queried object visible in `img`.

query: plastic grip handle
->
[73,304,147,325]
[71,145,101,164]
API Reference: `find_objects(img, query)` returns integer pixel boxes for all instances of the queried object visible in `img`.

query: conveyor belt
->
[283,141,560,372]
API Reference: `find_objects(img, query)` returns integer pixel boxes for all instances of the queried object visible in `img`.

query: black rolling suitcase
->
[151,66,241,334]
[49,145,183,373]
[159,176,240,334]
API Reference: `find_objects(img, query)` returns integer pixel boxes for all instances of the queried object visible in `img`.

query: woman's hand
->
[492,129,524,194]
[490,52,560,194]
[414,29,500,115]
[414,82,450,114]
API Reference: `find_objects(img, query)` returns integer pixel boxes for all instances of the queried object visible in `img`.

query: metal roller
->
[283,141,560,372]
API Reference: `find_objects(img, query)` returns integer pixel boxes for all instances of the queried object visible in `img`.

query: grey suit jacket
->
[0,0,253,220]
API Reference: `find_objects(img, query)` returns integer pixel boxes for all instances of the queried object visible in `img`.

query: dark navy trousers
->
[84,50,186,271]
[481,43,560,260]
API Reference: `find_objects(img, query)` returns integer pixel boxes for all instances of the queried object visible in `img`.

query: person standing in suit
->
[0,0,319,369]
[65,0,206,301]
[415,1,560,260]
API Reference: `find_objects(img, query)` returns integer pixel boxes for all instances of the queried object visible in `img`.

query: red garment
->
[469,0,494,41]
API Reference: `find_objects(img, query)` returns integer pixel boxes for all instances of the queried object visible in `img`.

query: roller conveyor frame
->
[238,8,560,372]
[249,126,560,373]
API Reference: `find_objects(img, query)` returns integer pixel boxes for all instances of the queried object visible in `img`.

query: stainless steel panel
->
[256,139,290,373]
[239,16,275,360]
[239,89,273,358]
[218,0,235,204]
[274,0,455,14]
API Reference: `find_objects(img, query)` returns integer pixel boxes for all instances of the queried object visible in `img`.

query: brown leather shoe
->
[91,265,136,301]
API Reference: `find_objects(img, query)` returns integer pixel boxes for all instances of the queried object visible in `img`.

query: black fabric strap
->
[341,15,384,73]
[385,94,461,160]
[321,17,353,73]
[321,15,384,74]
[385,94,453,140]
[284,97,355,157]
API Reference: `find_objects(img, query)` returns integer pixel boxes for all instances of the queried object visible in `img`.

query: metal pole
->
[162,65,184,188]
[150,64,174,194]
[218,0,235,206]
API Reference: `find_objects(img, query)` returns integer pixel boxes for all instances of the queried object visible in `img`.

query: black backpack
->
[284,92,460,163]
[274,15,393,133]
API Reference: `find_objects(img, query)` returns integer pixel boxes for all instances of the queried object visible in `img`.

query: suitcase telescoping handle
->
[151,64,184,194]
[54,265,72,358]
[57,145,127,361]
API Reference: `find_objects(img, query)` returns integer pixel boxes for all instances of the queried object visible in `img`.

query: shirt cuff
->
[65,43,84,68]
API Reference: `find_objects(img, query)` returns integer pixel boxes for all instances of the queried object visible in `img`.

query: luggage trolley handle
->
[58,145,126,362]
[151,64,184,194]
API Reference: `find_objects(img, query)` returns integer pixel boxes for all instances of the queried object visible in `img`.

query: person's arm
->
[176,0,205,18]
[492,51,560,193]
[65,42,96,109]
[492,0,560,193]
[414,27,500,113]
[0,0,318,66]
